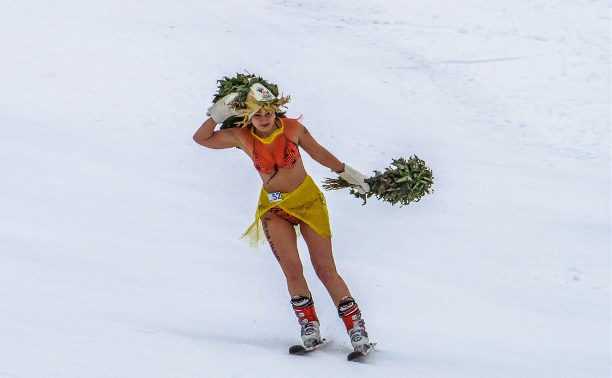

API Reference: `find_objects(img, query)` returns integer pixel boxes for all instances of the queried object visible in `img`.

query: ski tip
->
[347,342,377,362]
[289,339,327,355]
[289,344,307,355]
[347,350,366,362]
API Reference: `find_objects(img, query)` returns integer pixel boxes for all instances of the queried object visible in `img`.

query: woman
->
[193,78,372,354]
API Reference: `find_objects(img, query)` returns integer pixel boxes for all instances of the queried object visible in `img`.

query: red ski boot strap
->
[291,296,319,325]
[338,297,365,332]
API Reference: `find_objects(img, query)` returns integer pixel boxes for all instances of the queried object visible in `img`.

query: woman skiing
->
[193,74,372,357]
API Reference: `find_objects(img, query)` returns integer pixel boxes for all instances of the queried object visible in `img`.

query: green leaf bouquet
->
[322,156,434,206]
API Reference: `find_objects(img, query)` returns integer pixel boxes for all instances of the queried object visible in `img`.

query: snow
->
[0,0,610,377]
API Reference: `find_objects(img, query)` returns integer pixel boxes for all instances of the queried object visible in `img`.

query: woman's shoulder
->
[281,117,304,138]
[281,117,301,126]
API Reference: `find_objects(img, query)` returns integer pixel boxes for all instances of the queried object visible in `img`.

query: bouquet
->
[322,156,434,206]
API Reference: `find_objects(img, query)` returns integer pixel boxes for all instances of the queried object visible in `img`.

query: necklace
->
[251,119,285,144]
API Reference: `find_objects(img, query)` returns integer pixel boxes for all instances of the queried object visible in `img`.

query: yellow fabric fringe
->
[241,176,332,248]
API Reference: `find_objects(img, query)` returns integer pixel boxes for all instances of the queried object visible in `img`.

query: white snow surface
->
[1,1,610,377]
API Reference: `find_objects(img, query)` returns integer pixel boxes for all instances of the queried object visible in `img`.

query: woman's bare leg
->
[300,222,371,349]
[261,211,310,298]
[300,222,351,306]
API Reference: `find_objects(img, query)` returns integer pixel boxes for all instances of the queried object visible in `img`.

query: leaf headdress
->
[211,73,291,129]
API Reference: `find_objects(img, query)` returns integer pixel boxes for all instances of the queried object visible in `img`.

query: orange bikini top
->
[243,118,301,176]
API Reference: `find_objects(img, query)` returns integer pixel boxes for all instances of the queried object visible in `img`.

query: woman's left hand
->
[339,165,370,194]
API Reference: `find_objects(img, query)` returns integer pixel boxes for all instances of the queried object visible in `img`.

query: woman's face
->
[251,109,276,134]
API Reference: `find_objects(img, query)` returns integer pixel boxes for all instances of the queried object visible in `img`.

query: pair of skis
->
[289,339,376,361]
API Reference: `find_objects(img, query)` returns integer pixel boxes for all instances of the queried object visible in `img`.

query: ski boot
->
[291,295,322,348]
[338,296,371,354]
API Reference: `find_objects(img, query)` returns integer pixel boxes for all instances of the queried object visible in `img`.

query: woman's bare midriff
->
[259,157,308,193]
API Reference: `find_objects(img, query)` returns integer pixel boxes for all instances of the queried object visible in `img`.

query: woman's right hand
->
[207,93,241,123]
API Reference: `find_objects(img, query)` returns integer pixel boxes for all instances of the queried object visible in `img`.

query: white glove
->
[207,93,241,124]
[339,164,370,194]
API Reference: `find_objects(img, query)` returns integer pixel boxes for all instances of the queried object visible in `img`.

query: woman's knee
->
[314,265,339,286]
[285,271,306,284]
[271,246,305,281]
[282,261,305,282]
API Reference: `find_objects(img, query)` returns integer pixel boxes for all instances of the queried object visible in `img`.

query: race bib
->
[268,192,283,203]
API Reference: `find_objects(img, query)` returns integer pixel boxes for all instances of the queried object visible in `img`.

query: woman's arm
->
[296,122,345,173]
[296,121,371,193]
[193,117,241,149]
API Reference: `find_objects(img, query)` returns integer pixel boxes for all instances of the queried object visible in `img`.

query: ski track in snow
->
[0,0,610,377]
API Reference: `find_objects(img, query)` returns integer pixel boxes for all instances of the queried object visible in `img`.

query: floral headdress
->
[211,73,291,129]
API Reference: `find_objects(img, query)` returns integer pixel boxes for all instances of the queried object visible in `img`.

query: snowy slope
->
[0,0,610,377]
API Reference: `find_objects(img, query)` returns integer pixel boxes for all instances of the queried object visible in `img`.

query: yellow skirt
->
[242,175,332,248]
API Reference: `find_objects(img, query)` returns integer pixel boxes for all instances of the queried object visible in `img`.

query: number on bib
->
[268,192,283,203]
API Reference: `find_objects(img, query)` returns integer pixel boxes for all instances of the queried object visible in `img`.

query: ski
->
[347,342,376,361]
[288,339,327,355]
